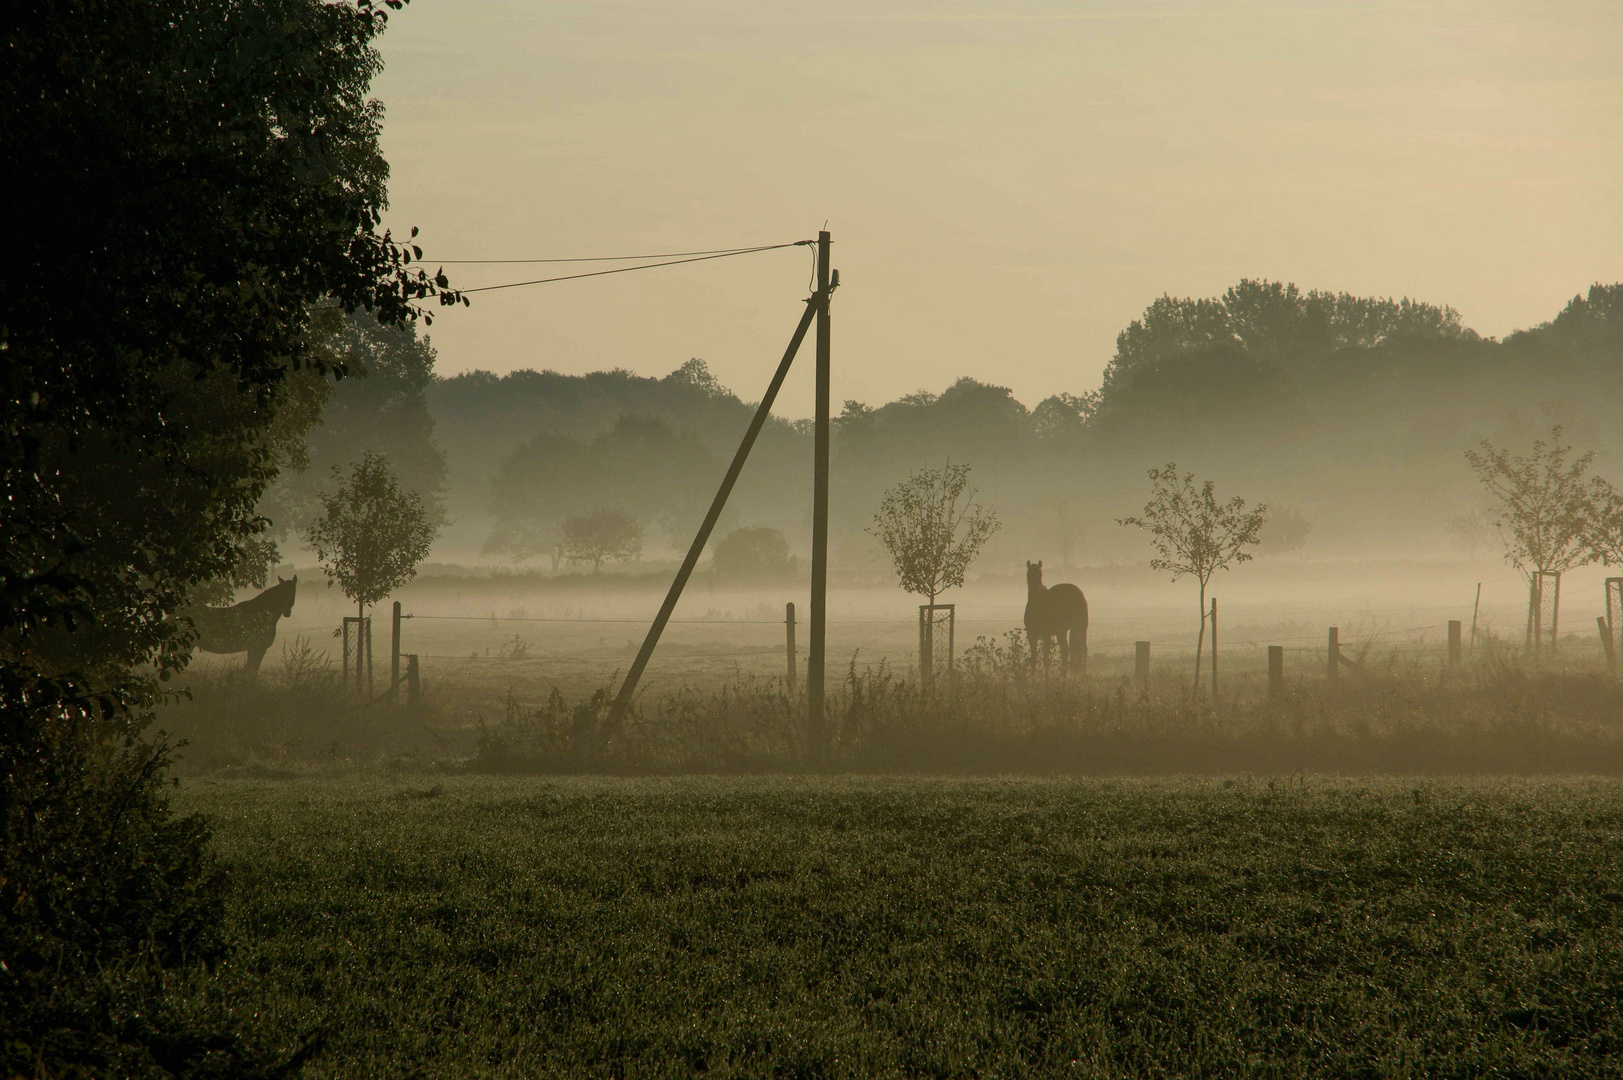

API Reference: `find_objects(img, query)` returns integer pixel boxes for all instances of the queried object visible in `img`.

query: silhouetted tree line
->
[418,282,1619,565]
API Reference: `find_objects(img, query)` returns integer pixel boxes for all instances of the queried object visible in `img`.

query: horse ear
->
[1037,560,1043,569]
[277,576,285,584]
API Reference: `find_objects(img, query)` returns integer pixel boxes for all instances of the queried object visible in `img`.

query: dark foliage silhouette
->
[1,0,455,1073]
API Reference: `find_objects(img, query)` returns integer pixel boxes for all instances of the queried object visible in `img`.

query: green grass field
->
[176,774,1623,1078]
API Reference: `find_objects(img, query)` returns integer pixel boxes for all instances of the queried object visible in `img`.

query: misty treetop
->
[265,307,450,541]
[484,414,721,561]
[427,282,1620,564]
[1106,279,1471,390]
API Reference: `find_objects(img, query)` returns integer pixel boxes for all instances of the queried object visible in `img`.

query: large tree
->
[1,1,458,1073]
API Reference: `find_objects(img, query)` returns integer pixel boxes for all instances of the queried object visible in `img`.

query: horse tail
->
[1072,594,1089,669]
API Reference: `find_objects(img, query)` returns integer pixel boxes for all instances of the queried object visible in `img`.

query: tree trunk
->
[1192,582,1206,695]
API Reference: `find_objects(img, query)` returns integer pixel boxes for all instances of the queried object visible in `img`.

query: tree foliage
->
[1119,465,1265,692]
[714,527,798,581]
[561,509,645,574]
[484,415,718,560]
[2,0,457,1072]
[1463,427,1597,577]
[871,464,1000,604]
[270,308,449,537]
[305,452,438,614]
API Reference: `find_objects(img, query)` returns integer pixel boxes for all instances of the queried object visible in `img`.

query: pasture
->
[177,773,1623,1078]
[165,562,1623,776]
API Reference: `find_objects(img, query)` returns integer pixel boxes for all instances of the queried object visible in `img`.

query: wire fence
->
[251,574,1617,683]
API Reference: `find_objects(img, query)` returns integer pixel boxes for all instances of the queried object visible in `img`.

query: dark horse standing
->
[1024,561,1088,674]
[185,576,297,676]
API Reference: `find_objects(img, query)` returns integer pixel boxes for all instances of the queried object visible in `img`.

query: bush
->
[0,692,306,1077]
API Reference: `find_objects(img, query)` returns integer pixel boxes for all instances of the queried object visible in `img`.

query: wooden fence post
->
[1209,597,1218,699]
[1268,645,1283,700]
[918,605,932,686]
[785,602,797,693]
[1600,616,1616,672]
[391,601,402,704]
[1135,641,1150,686]
[1447,620,1461,670]
[1327,627,1339,683]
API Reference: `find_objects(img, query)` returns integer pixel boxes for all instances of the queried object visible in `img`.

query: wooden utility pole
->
[607,292,821,727]
[807,230,834,761]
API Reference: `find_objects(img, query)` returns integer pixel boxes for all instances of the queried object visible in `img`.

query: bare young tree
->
[1118,463,1265,693]
[870,463,1000,605]
[561,507,643,574]
[1464,427,1597,643]
[305,452,438,624]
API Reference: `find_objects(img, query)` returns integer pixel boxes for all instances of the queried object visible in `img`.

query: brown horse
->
[184,576,297,676]
[1024,560,1088,674]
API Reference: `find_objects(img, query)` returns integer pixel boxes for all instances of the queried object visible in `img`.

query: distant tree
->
[1031,392,1098,443]
[1119,465,1266,693]
[663,357,728,398]
[871,464,1000,605]
[484,415,717,560]
[1106,294,1235,394]
[561,508,644,574]
[1102,280,1469,397]
[271,308,449,532]
[305,452,438,622]
[1259,504,1313,558]
[714,527,798,581]
[1463,427,1597,638]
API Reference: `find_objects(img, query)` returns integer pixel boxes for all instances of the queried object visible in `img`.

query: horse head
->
[1025,560,1044,593]
[275,575,298,617]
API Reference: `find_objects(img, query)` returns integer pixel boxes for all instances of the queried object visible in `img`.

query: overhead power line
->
[438,244,804,265]
[453,242,810,294]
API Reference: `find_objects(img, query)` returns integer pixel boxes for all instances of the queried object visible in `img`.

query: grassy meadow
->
[177,773,1623,1078]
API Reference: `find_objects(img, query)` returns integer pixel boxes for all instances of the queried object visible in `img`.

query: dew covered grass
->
[175,773,1623,1078]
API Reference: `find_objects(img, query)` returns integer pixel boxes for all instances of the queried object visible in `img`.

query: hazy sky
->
[374,0,1620,414]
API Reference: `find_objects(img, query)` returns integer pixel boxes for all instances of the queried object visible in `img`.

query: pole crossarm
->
[606,290,826,728]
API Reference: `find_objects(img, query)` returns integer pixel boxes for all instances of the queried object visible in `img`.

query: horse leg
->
[1060,630,1071,675]
[246,642,267,679]
[1076,620,1088,675]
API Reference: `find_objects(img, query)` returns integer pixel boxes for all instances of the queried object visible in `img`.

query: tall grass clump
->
[159,636,443,774]
[472,631,1623,775]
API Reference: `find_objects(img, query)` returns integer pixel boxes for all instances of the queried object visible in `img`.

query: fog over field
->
[8,2,1622,1077]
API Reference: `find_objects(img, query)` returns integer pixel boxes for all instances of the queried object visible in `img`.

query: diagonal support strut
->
[606,292,824,726]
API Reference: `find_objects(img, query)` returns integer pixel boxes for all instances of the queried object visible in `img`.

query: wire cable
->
[438,243,808,265]
[456,243,809,294]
